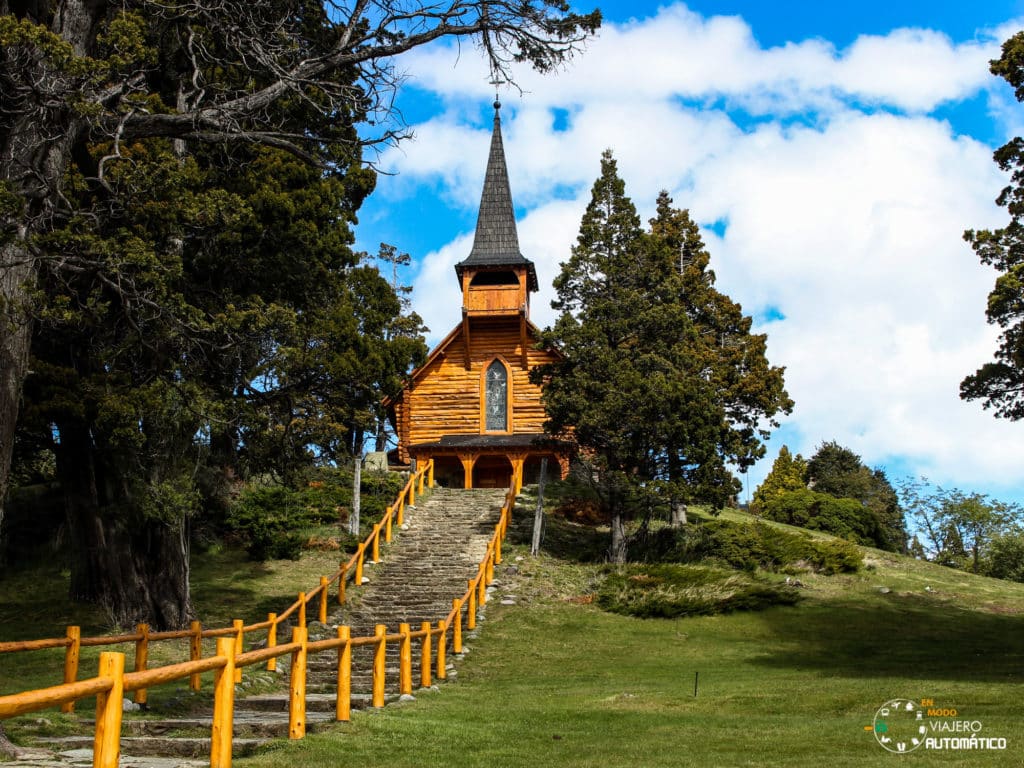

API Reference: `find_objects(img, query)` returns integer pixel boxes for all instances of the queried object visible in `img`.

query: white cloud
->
[377,3,1024,498]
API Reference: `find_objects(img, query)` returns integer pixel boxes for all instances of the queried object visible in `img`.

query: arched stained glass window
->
[484,359,508,432]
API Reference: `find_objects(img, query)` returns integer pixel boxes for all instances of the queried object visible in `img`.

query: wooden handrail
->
[0,459,525,768]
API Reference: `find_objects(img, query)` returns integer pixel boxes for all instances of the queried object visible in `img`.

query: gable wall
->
[402,320,557,450]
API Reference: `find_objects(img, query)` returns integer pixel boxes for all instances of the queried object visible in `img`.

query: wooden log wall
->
[401,321,556,450]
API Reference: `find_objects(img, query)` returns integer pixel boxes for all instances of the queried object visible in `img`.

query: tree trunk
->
[59,422,193,630]
[608,510,627,564]
[670,500,688,527]
[0,239,37,530]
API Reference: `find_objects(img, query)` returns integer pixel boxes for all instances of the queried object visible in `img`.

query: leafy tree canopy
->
[961,31,1024,417]
[804,441,906,552]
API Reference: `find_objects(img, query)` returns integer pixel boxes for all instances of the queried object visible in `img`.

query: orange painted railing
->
[0,460,522,768]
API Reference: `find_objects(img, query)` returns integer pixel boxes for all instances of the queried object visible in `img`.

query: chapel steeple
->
[455,100,538,318]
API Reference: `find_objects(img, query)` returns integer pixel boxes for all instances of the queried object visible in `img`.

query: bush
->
[632,518,862,575]
[596,563,800,618]
[225,467,406,561]
[228,486,307,561]
[985,532,1024,583]
[760,489,882,548]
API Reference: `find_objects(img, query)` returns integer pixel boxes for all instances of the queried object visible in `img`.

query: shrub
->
[228,486,307,561]
[225,468,408,561]
[985,532,1024,583]
[760,489,881,547]
[596,563,800,618]
[632,519,862,575]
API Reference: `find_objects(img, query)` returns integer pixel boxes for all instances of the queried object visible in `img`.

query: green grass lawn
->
[2,491,1023,766]
[236,506,1024,768]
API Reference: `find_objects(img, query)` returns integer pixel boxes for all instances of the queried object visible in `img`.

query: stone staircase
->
[11,487,507,767]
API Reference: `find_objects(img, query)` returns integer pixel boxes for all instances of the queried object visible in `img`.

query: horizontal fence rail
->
[0,459,522,768]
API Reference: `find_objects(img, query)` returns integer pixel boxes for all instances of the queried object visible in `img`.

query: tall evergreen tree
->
[535,151,793,561]
[961,31,1024,417]
[752,445,807,512]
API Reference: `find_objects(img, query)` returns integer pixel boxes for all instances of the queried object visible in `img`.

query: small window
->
[470,270,518,287]
[484,359,508,431]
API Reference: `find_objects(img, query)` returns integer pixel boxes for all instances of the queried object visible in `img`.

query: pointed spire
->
[455,100,538,291]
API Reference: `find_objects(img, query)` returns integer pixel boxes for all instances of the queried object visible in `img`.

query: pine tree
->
[535,151,793,561]
[752,446,808,512]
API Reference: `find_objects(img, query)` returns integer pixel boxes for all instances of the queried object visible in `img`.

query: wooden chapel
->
[385,100,571,489]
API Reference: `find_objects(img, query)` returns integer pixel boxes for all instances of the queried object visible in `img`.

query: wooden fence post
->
[397,494,405,527]
[233,619,244,683]
[436,621,447,680]
[428,458,434,488]
[372,525,381,563]
[420,621,432,689]
[398,623,412,695]
[338,564,347,605]
[211,637,236,768]
[298,592,307,629]
[372,624,386,708]
[134,623,149,706]
[494,524,503,565]
[452,599,463,654]
[289,626,308,740]
[467,581,477,630]
[478,567,487,606]
[93,652,125,768]
[266,614,277,672]
[356,545,365,585]
[385,505,393,543]
[336,626,351,722]
[190,621,203,691]
[319,576,329,624]
[61,626,80,714]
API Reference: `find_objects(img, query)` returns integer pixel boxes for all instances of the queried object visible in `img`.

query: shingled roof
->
[454,101,538,292]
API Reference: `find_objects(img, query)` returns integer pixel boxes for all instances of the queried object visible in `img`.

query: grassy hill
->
[2,486,1022,766]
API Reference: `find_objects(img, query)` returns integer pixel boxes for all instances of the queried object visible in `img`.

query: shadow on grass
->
[753,593,1024,683]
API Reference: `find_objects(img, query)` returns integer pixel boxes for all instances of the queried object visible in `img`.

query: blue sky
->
[355,1,1024,504]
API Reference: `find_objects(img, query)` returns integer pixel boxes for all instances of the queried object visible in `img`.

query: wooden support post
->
[494,524,503,565]
[289,626,308,740]
[189,621,203,691]
[399,623,412,695]
[436,621,447,680]
[319,576,329,624]
[420,621,432,689]
[460,454,475,489]
[372,625,386,708]
[372,525,381,563]
[233,619,244,683]
[211,637,235,768]
[134,623,149,706]
[336,626,351,722]
[408,472,416,507]
[452,599,463,654]
[266,614,277,672]
[338,564,347,605]
[397,495,405,527]
[418,465,425,496]
[356,545,365,585]
[61,626,80,714]
[478,567,488,605]
[467,580,477,630]
[428,458,435,488]
[298,592,307,629]
[385,504,393,543]
[93,652,125,768]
